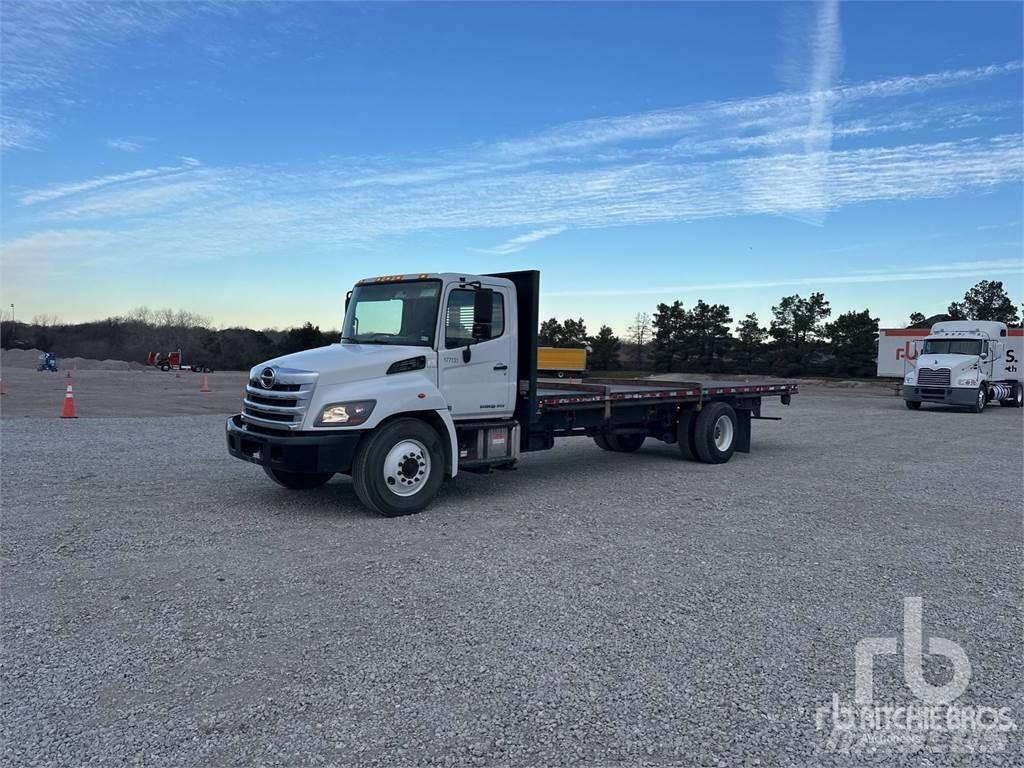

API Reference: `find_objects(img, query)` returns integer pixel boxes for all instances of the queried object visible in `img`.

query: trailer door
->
[438,284,515,419]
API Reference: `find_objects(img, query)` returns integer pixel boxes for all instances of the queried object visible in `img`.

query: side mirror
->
[980,351,988,360]
[472,289,494,341]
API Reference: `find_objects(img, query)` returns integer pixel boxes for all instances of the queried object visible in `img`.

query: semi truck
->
[902,320,1023,412]
[225,271,797,516]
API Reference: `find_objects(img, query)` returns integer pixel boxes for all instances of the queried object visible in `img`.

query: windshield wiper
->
[341,337,392,345]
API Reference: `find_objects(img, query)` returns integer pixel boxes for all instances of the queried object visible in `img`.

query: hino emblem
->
[259,367,277,389]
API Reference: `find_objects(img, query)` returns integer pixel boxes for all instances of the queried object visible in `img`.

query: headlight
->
[956,377,977,386]
[904,373,916,384]
[316,400,375,426]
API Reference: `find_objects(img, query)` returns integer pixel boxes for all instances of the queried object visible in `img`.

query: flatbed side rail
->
[537,385,702,410]
[535,380,798,411]
[700,383,799,399]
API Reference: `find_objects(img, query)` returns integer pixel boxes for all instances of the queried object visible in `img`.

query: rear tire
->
[593,433,613,451]
[676,410,698,461]
[606,433,645,452]
[352,418,445,517]
[693,402,738,464]
[263,466,333,489]
[999,385,1023,407]
[968,385,986,414]
[905,400,922,410]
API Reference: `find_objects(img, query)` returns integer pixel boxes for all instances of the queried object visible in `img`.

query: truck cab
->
[226,270,798,516]
[903,320,1023,412]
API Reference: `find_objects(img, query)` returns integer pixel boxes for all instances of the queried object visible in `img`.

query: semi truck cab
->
[226,270,799,516]
[903,320,1023,412]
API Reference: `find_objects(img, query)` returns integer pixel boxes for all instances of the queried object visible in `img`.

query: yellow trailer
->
[537,346,588,378]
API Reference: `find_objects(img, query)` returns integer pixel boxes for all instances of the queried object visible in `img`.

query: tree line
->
[1,280,1018,376]
[0,307,337,373]
[538,280,1020,378]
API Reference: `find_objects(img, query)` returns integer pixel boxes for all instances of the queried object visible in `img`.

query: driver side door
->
[438,285,515,419]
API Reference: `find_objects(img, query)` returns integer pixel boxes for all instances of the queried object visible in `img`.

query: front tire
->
[352,418,445,517]
[968,385,986,414]
[693,402,738,464]
[263,466,333,489]
[905,400,922,410]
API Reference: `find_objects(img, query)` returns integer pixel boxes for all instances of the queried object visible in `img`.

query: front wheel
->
[905,400,922,410]
[968,385,986,414]
[352,418,445,517]
[263,466,333,489]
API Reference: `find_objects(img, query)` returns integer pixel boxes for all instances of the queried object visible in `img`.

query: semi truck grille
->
[241,369,317,431]
[916,368,950,387]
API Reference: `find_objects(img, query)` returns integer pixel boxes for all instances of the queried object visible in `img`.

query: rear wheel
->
[593,433,613,451]
[693,402,738,464]
[263,466,333,489]
[1000,385,1023,407]
[352,418,445,517]
[606,433,645,452]
[968,385,986,414]
[677,411,698,461]
[905,400,922,410]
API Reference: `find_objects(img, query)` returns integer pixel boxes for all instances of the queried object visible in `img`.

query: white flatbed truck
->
[226,271,797,516]
[902,320,1023,412]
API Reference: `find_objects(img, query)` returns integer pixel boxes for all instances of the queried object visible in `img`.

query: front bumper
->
[225,414,363,475]
[903,385,978,406]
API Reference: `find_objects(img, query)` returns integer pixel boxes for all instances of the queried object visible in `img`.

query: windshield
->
[921,339,982,356]
[341,280,441,347]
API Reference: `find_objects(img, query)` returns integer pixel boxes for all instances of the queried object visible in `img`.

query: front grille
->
[241,369,317,430]
[916,368,950,387]
[246,393,299,408]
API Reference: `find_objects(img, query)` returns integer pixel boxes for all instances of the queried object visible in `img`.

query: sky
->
[1,0,1022,336]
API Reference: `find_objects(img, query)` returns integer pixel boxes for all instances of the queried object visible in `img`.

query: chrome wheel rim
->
[978,388,985,411]
[713,414,734,451]
[383,439,430,496]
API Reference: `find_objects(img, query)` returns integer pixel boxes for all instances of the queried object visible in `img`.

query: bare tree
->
[626,312,651,368]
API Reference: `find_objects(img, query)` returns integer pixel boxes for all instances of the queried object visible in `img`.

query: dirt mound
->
[1,348,144,371]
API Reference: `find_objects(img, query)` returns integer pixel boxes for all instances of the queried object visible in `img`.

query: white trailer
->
[892,321,1023,412]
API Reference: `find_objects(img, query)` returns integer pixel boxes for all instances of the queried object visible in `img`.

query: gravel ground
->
[2,392,1021,766]
[0,368,248,418]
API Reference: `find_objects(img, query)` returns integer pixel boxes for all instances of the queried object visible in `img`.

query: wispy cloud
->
[479,227,567,255]
[107,138,145,153]
[18,163,196,205]
[4,62,1022,268]
[545,258,1024,298]
[0,1,233,152]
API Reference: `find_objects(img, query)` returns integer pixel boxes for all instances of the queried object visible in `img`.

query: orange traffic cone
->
[200,375,211,393]
[60,383,77,418]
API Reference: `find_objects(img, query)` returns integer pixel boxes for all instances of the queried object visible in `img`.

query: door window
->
[445,290,505,349]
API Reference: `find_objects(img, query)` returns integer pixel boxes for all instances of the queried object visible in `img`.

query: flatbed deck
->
[536,378,798,409]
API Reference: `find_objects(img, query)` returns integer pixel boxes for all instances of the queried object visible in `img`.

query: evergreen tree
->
[947,280,1020,324]
[588,325,621,370]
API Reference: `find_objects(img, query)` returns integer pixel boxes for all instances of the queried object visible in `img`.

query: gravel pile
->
[1,347,144,371]
[2,393,1021,766]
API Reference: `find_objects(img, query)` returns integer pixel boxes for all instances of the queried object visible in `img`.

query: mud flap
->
[735,408,751,454]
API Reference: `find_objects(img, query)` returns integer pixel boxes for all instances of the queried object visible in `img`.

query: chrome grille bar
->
[241,369,318,431]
